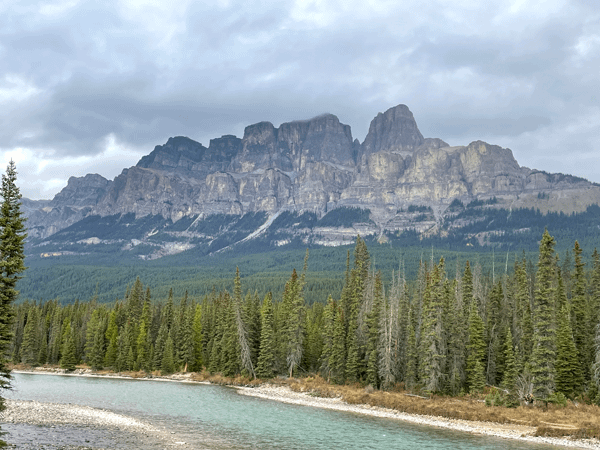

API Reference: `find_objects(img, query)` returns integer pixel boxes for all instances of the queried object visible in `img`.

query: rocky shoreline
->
[6,368,600,449]
[237,385,600,449]
[0,399,185,450]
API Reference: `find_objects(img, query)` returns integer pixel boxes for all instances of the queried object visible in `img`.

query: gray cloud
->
[0,0,598,199]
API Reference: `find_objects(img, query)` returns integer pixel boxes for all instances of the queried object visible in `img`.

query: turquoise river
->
[3,373,562,449]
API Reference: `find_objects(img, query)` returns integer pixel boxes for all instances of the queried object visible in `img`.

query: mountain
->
[24,104,600,261]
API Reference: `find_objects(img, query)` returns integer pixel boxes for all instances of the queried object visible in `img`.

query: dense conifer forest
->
[11,232,600,405]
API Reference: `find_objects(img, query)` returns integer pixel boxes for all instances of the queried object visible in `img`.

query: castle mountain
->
[24,105,600,259]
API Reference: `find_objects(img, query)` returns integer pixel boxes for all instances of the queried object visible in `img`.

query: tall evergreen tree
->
[161,333,175,375]
[466,296,485,393]
[501,328,517,393]
[104,310,119,369]
[60,321,77,371]
[330,305,346,384]
[191,304,204,372]
[531,229,557,401]
[419,259,447,393]
[21,308,39,365]
[233,268,255,378]
[320,295,336,380]
[571,241,590,379]
[256,293,276,379]
[555,303,583,398]
[0,161,27,445]
[365,272,383,388]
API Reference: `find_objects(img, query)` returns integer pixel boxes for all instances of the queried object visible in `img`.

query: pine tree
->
[161,333,175,375]
[153,322,168,371]
[256,293,276,379]
[283,264,306,378]
[501,328,517,393]
[104,310,119,369]
[319,295,336,380]
[571,241,590,380]
[515,258,533,369]
[0,161,27,440]
[330,305,346,384]
[466,296,485,393]
[60,321,77,371]
[555,303,583,398]
[21,308,39,365]
[419,259,447,393]
[233,268,255,378]
[365,272,382,388]
[531,229,557,401]
[191,304,203,372]
[405,316,418,389]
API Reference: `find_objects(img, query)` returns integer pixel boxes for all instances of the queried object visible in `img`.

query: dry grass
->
[282,376,600,439]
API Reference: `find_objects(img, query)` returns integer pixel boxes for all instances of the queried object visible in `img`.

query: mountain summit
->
[24,105,600,257]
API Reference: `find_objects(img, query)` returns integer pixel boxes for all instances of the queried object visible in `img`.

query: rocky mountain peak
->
[51,173,110,208]
[361,104,425,158]
[137,136,207,170]
[206,135,243,163]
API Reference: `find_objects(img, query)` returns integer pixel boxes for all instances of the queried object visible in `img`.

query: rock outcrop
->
[25,104,600,240]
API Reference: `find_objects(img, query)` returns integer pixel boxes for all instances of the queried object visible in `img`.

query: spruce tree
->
[501,328,517,393]
[419,259,447,393]
[555,303,583,398]
[365,272,382,388]
[60,321,77,371]
[320,295,336,379]
[0,161,27,442]
[283,267,305,378]
[330,305,346,384]
[21,308,39,365]
[191,304,203,372]
[256,293,276,379]
[153,322,168,371]
[531,229,557,401]
[466,296,485,393]
[571,241,590,379]
[104,310,119,369]
[161,333,175,375]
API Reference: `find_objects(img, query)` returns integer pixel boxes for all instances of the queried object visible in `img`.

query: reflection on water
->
[6,373,558,450]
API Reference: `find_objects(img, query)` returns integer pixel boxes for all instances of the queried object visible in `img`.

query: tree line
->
[10,232,600,405]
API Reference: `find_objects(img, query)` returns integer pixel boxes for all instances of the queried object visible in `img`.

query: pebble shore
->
[238,385,600,450]
[0,399,180,449]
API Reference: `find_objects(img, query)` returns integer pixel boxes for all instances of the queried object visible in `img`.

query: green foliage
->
[11,228,600,411]
[60,321,77,371]
[317,207,372,227]
[0,161,27,446]
[531,229,557,401]
[466,296,485,393]
[555,304,583,398]
[407,205,432,213]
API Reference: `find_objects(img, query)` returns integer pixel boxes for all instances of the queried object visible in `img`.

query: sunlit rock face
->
[24,104,600,240]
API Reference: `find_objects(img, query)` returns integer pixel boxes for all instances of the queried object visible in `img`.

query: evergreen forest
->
[11,232,600,405]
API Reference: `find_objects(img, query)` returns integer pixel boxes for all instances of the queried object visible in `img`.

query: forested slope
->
[11,232,600,405]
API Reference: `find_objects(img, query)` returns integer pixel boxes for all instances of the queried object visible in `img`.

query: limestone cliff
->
[25,104,600,243]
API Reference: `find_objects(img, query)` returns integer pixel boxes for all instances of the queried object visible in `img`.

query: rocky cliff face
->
[25,104,600,242]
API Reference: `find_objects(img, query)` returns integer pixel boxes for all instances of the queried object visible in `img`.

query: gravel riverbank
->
[0,400,186,449]
[237,385,600,450]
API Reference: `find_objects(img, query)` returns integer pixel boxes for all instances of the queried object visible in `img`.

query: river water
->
[4,373,559,449]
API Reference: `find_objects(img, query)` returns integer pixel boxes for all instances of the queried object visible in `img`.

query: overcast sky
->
[1,0,599,200]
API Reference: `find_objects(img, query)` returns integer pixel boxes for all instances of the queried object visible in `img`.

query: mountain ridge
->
[23,104,600,260]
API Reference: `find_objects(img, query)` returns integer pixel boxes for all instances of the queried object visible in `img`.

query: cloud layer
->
[1,0,598,199]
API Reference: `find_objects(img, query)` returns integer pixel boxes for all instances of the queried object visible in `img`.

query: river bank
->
[7,367,600,449]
